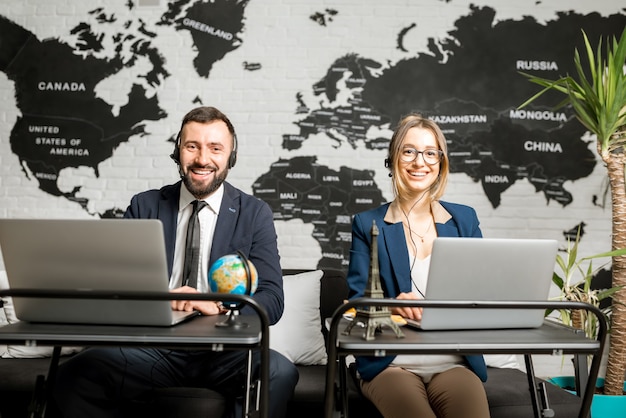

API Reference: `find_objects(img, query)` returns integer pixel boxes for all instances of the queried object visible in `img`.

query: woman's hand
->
[170,286,226,316]
[392,292,423,320]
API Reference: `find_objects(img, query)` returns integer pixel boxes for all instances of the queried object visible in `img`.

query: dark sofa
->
[288,269,583,418]
[0,269,583,418]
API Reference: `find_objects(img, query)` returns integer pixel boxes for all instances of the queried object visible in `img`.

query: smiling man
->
[178,110,231,202]
[53,106,298,418]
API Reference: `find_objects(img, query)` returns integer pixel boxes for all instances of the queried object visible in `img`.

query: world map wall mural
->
[0,0,625,269]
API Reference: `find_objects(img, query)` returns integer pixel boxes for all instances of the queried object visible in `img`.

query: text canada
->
[38,81,87,92]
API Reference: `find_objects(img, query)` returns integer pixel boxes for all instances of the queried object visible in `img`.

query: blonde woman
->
[347,114,490,418]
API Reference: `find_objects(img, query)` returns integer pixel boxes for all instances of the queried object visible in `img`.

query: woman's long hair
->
[387,114,449,201]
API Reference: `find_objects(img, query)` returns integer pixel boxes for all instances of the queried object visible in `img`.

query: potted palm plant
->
[551,229,624,341]
[519,27,626,397]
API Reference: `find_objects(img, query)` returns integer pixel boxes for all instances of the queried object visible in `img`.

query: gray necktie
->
[183,200,208,288]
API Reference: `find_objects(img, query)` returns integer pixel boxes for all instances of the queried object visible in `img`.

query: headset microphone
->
[384,157,393,176]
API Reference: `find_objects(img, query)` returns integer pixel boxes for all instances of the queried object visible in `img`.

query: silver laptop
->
[405,237,558,331]
[0,218,199,326]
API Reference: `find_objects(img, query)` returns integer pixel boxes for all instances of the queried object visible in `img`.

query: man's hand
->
[391,292,423,320]
[170,286,226,316]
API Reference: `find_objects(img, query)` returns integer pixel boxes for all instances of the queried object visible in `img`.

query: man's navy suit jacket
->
[124,181,284,324]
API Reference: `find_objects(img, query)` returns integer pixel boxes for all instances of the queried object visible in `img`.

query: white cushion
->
[484,354,520,369]
[1,270,83,358]
[270,270,327,365]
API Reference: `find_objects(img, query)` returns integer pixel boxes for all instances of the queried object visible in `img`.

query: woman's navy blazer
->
[347,200,488,382]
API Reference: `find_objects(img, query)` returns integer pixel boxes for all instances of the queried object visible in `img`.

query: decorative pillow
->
[0,270,83,358]
[484,354,520,369]
[270,270,327,365]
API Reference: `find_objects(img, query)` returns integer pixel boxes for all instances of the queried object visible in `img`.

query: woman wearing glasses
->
[346,114,490,418]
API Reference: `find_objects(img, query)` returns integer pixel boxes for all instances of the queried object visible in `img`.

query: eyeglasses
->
[400,147,443,165]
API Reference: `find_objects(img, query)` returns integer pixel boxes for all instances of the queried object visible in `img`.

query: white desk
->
[324,299,606,418]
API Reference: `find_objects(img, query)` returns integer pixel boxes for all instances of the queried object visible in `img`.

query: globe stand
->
[216,308,249,329]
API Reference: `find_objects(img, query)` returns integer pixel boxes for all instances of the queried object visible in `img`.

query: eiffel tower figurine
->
[343,220,404,340]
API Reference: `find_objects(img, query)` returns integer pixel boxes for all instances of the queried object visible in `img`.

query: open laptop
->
[405,237,558,331]
[0,218,199,326]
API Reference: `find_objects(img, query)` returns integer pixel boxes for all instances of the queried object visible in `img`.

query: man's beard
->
[182,165,228,199]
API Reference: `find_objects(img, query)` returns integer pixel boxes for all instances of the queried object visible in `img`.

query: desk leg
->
[524,354,556,418]
[573,353,589,397]
[524,355,542,418]
[244,349,254,417]
[28,346,61,418]
[325,346,338,418]
[339,355,348,418]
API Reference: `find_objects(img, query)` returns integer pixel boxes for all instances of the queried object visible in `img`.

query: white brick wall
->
[0,0,622,259]
[0,0,624,375]
[0,1,621,259]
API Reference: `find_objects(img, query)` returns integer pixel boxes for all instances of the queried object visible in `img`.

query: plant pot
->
[547,376,626,418]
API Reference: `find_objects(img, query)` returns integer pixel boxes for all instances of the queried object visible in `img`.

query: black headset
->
[384,157,393,177]
[170,131,238,169]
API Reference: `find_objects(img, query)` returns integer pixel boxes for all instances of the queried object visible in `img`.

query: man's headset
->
[170,131,238,169]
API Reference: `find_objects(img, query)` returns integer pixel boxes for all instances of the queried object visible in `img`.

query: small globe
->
[208,254,258,296]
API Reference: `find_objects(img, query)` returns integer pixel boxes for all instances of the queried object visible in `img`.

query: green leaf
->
[581,247,626,260]
[597,286,623,301]
[552,272,565,289]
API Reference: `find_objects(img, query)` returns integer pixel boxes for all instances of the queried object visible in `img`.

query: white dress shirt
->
[169,184,223,292]
[391,254,464,383]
